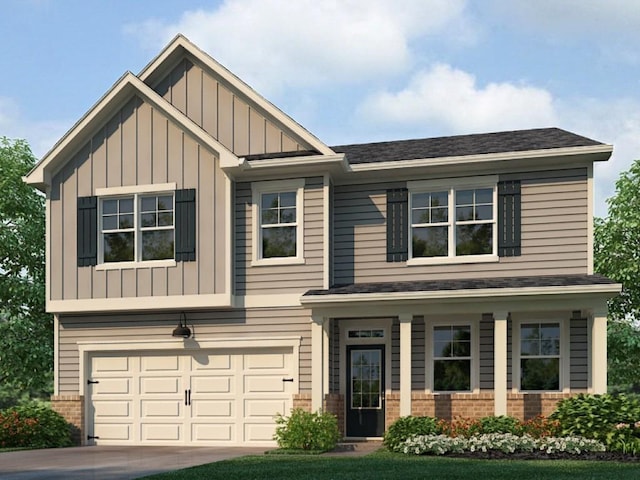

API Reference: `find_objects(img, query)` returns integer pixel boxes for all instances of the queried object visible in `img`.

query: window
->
[100,193,174,264]
[252,179,304,264]
[433,325,471,391]
[348,329,385,338]
[408,177,497,263]
[520,322,560,391]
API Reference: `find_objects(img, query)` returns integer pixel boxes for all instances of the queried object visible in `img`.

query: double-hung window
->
[432,324,472,391]
[519,322,561,391]
[100,192,174,264]
[408,177,497,263]
[252,179,304,264]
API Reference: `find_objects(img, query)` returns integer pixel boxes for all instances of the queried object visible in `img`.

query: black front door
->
[346,345,385,437]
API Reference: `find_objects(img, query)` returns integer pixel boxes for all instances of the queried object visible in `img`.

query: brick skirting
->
[51,395,84,445]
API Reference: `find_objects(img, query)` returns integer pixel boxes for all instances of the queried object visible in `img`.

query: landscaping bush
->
[0,402,72,448]
[516,415,561,438]
[383,416,439,452]
[478,415,520,435]
[550,393,640,453]
[274,409,340,452]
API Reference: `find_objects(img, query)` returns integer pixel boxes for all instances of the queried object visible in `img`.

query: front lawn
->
[142,450,640,480]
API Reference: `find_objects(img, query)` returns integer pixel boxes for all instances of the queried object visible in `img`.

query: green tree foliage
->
[594,159,640,388]
[0,137,52,399]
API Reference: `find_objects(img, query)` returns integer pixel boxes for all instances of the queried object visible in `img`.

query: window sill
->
[251,257,306,267]
[407,254,499,266]
[95,259,177,271]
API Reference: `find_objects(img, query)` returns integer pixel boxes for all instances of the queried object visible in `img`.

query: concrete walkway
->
[0,445,268,480]
[0,441,382,480]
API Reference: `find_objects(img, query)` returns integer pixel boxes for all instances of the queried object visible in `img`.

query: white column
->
[590,306,608,393]
[493,311,509,416]
[399,313,412,416]
[311,315,325,411]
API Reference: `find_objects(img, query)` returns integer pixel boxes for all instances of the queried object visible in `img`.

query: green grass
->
[142,450,640,480]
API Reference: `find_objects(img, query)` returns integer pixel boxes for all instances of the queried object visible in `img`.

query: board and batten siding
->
[333,168,589,284]
[49,95,227,301]
[57,308,311,395]
[234,177,325,295]
[153,58,308,157]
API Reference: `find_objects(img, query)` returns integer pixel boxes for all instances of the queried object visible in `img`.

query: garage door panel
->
[141,356,180,372]
[245,353,287,369]
[245,399,287,418]
[141,400,182,417]
[192,423,234,442]
[141,424,182,441]
[94,400,131,418]
[93,356,130,372]
[192,400,233,418]
[191,354,232,370]
[245,423,278,443]
[191,375,233,394]
[140,376,181,394]
[95,378,132,395]
[94,423,132,442]
[245,375,287,394]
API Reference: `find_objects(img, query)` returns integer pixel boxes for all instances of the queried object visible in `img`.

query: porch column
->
[493,311,509,416]
[311,315,326,411]
[590,306,608,393]
[399,313,412,416]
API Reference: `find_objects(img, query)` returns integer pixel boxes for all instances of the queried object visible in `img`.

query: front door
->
[346,345,385,437]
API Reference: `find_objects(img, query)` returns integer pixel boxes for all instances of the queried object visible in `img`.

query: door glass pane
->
[350,349,382,410]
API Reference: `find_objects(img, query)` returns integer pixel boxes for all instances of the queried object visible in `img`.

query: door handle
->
[187,389,192,406]
[185,390,188,406]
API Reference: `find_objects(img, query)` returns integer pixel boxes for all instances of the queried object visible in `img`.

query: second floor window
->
[101,193,174,263]
[410,182,496,261]
[261,191,297,258]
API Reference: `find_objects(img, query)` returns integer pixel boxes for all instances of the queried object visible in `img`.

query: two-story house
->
[25,35,621,446]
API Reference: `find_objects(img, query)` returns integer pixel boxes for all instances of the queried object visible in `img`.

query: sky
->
[1,0,639,218]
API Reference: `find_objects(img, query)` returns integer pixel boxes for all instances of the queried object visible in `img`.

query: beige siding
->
[50,95,227,301]
[153,58,309,156]
[333,169,589,284]
[57,308,311,395]
[235,177,325,295]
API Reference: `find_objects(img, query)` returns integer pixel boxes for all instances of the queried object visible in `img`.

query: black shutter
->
[175,189,196,262]
[387,188,408,262]
[498,180,521,257]
[77,196,97,266]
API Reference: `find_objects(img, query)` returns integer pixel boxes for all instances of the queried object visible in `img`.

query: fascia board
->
[300,283,622,308]
[138,34,335,157]
[347,144,614,174]
[24,72,238,189]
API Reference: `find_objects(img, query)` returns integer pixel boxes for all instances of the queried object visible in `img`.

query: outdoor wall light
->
[172,312,192,339]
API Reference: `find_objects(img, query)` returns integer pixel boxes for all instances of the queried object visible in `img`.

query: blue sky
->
[2,0,639,217]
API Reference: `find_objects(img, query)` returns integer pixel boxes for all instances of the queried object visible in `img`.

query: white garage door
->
[87,347,294,446]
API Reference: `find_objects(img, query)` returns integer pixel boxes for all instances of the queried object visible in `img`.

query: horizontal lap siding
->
[570,318,588,389]
[333,169,588,284]
[57,308,311,395]
[235,177,324,295]
[154,58,306,156]
[50,96,226,301]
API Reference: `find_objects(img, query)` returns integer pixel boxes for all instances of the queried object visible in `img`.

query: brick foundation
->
[324,393,345,436]
[51,395,84,445]
[292,393,312,412]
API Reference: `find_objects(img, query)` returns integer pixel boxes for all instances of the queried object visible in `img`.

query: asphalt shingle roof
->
[330,127,603,164]
[303,274,617,296]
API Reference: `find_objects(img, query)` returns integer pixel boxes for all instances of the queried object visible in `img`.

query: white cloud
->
[0,97,70,158]
[358,64,557,133]
[125,0,473,95]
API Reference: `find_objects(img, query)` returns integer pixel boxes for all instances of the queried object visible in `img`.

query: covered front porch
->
[301,275,621,438]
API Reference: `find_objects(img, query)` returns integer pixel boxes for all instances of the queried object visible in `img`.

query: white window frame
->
[512,316,569,393]
[407,176,498,265]
[251,179,305,266]
[426,317,479,394]
[95,183,177,270]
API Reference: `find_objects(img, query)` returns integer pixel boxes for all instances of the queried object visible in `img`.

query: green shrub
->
[384,416,439,451]
[274,409,340,452]
[478,415,520,434]
[550,393,640,452]
[0,402,72,448]
[516,415,561,438]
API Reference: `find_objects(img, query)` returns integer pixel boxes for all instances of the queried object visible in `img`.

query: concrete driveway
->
[0,445,268,480]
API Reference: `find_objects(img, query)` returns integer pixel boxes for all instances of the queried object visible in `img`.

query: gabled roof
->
[138,34,334,157]
[24,71,237,190]
[331,128,607,164]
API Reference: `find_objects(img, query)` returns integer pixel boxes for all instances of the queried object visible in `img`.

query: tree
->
[594,159,640,389]
[0,137,52,401]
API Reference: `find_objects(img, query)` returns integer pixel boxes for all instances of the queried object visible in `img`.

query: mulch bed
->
[444,450,640,462]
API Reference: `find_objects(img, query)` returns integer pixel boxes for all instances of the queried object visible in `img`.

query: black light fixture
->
[172,312,192,338]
